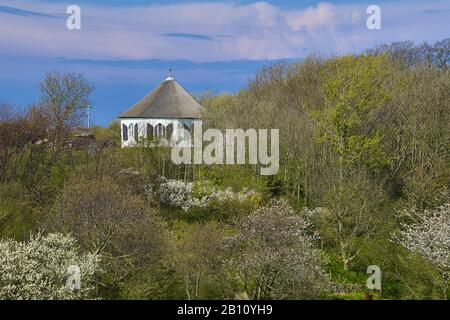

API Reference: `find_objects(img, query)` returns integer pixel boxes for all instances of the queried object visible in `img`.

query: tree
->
[433,38,450,71]
[0,232,100,300]
[385,65,450,210]
[49,176,166,285]
[309,54,393,271]
[368,38,450,70]
[314,170,386,271]
[397,204,450,298]
[228,200,328,299]
[317,54,394,170]
[367,41,421,68]
[39,72,94,144]
[173,222,225,300]
[0,103,48,182]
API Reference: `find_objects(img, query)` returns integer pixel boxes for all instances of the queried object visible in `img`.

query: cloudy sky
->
[0,0,449,125]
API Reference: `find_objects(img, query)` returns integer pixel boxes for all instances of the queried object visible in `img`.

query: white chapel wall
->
[120,118,201,148]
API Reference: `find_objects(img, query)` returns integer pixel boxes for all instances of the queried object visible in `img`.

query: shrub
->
[158,178,261,212]
[49,176,167,289]
[227,200,329,299]
[0,232,100,300]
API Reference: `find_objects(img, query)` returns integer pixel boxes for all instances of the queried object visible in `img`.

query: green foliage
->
[316,54,394,169]
[92,121,121,145]
[197,164,268,195]
[189,196,259,223]
[0,183,41,240]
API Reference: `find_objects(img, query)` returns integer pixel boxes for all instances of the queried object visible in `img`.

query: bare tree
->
[173,222,225,300]
[0,103,47,182]
[39,72,94,145]
[433,38,450,71]
[50,176,166,283]
[314,169,386,271]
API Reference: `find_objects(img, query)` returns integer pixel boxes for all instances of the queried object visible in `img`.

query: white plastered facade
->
[120,118,201,148]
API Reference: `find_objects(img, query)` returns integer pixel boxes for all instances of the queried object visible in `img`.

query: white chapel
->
[118,71,203,148]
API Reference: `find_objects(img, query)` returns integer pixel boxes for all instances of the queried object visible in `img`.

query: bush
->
[159,178,261,213]
[0,232,100,300]
[49,176,167,292]
[0,182,41,240]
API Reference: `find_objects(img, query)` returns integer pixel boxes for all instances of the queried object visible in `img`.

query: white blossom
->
[227,200,329,299]
[397,204,450,280]
[158,179,260,211]
[0,233,101,300]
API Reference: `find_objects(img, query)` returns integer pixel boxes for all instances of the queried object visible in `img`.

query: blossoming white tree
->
[0,233,101,300]
[228,200,328,299]
[397,204,450,297]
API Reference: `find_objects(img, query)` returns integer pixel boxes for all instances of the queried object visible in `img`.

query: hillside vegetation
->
[0,40,449,300]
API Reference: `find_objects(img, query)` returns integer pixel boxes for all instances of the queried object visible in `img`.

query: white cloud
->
[0,0,449,61]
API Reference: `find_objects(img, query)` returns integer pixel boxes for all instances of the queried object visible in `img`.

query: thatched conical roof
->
[119,77,202,119]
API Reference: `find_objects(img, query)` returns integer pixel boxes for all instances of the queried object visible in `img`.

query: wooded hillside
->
[0,39,449,300]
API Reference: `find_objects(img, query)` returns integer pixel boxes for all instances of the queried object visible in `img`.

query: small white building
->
[118,73,202,148]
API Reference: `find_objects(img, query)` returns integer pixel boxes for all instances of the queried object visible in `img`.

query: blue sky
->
[0,0,449,126]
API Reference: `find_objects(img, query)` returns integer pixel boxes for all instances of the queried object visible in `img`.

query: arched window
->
[183,124,193,139]
[166,123,173,141]
[122,124,128,141]
[129,124,133,140]
[147,124,154,141]
[182,123,193,145]
[156,123,164,137]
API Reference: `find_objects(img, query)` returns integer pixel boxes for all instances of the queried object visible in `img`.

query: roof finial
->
[166,68,174,81]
